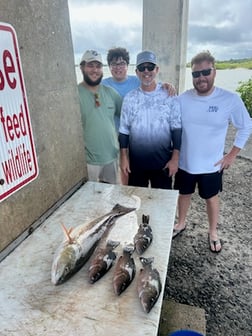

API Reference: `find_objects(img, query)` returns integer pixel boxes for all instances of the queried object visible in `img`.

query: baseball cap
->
[136,50,157,66]
[80,50,103,64]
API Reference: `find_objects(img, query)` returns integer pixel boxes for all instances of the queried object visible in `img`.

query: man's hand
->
[162,82,177,96]
[214,146,240,171]
[120,148,131,176]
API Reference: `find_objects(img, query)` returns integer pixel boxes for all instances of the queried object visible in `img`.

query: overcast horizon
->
[68,0,252,64]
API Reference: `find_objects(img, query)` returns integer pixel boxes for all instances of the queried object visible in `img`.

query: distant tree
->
[236,78,252,117]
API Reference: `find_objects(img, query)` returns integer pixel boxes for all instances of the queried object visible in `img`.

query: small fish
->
[88,240,120,284]
[113,244,136,295]
[137,257,162,313]
[51,204,135,285]
[134,214,153,255]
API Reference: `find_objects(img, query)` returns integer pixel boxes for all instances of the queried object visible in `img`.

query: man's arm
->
[118,133,131,176]
[163,128,182,176]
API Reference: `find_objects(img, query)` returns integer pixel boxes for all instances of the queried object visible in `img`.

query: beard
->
[193,78,214,95]
[83,72,103,86]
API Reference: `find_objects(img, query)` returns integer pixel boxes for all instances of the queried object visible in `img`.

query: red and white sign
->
[0,22,38,202]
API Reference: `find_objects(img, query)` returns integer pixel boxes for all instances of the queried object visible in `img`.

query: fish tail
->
[123,243,135,253]
[111,203,136,216]
[142,214,150,224]
[139,256,154,266]
[107,240,120,249]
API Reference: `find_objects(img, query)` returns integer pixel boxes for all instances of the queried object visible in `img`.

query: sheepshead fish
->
[51,204,135,285]
[88,240,120,284]
[137,257,162,313]
[134,214,153,255]
[113,244,136,295]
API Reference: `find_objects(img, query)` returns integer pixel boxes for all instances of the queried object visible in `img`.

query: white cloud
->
[68,0,252,63]
[68,0,142,64]
[187,0,252,60]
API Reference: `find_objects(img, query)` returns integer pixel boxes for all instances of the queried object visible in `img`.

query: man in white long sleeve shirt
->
[173,50,252,253]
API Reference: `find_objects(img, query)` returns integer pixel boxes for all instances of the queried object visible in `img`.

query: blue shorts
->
[174,169,223,199]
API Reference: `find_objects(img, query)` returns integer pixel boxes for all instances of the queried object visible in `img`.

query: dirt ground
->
[165,156,252,336]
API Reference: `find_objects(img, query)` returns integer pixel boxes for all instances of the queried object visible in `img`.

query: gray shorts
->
[87,160,119,184]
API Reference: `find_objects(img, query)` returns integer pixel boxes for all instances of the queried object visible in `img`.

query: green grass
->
[187,58,252,69]
[216,59,252,69]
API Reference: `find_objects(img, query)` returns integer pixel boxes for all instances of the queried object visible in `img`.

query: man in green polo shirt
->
[78,50,122,184]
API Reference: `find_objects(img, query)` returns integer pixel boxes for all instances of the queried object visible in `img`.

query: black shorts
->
[174,168,223,199]
[129,168,172,189]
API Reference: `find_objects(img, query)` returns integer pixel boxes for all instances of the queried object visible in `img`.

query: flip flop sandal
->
[172,227,186,239]
[209,237,222,253]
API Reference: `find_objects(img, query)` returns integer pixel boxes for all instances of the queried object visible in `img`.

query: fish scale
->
[137,257,162,313]
[134,214,153,255]
[88,240,120,284]
[112,244,136,295]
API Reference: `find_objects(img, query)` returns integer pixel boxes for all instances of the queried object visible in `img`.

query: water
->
[185,68,252,92]
[75,66,252,93]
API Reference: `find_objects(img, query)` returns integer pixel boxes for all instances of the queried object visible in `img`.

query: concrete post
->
[0,0,86,258]
[142,0,189,93]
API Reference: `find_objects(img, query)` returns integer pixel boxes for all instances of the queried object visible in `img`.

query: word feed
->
[0,105,32,184]
[0,22,38,202]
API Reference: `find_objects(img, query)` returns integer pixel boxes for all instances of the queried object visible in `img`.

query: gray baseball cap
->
[136,50,157,66]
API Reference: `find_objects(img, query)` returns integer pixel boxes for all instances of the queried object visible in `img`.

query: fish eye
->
[64,266,70,274]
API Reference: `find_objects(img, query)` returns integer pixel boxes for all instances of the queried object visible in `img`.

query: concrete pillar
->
[0,0,86,258]
[142,0,189,93]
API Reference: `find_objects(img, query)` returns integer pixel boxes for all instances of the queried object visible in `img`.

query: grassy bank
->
[187,58,252,69]
[216,58,252,69]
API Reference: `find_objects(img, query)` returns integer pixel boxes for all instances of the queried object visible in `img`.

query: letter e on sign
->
[0,22,38,202]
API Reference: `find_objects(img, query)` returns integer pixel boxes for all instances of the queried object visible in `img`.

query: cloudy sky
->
[68,0,252,64]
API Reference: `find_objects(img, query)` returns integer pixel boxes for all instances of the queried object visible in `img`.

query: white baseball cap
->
[80,50,103,64]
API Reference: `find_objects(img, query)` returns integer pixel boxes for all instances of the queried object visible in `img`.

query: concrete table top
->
[0,182,178,336]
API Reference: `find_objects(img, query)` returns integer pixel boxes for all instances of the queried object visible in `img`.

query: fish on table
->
[51,203,135,285]
[137,257,162,313]
[88,240,120,284]
[113,244,136,295]
[134,214,153,255]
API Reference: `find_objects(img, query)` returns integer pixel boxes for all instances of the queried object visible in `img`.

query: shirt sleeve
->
[170,97,182,130]
[118,133,129,148]
[230,94,252,148]
[118,93,132,135]
[171,128,182,150]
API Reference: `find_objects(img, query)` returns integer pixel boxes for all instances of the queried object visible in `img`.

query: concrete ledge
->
[158,299,206,336]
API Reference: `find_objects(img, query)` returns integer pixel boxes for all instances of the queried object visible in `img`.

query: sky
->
[68,0,252,64]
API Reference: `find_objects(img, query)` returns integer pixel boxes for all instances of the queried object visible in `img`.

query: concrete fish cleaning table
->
[0,182,178,336]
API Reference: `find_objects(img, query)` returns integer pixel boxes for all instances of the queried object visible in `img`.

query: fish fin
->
[68,227,74,234]
[61,223,74,244]
[131,195,141,210]
[142,214,150,224]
